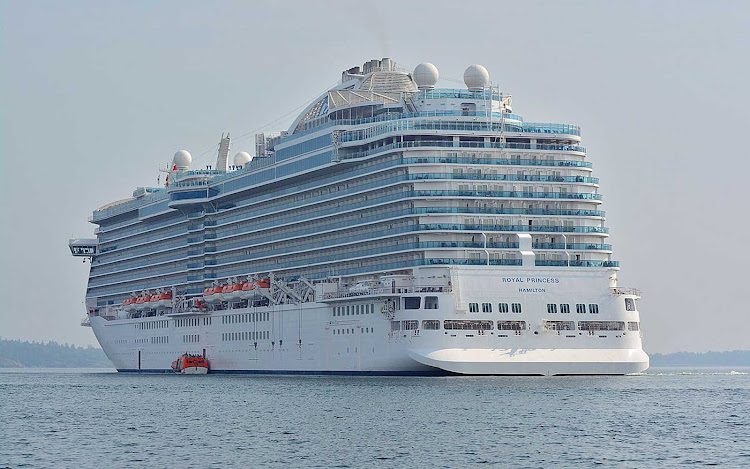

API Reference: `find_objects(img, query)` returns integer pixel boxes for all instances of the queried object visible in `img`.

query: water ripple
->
[1,367,749,468]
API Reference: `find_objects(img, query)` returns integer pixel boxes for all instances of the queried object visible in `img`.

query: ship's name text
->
[501,277,560,284]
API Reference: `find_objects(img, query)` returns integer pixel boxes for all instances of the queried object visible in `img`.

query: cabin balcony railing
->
[92,205,608,270]
[533,243,612,250]
[537,260,619,267]
[339,120,581,143]
[403,156,592,168]
[408,173,598,184]
[339,140,586,161]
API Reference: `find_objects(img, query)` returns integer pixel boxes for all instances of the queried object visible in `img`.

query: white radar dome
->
[172,149,192,170]
[464,64,490,91]
[413,62,439,90]
[234,151,252,167]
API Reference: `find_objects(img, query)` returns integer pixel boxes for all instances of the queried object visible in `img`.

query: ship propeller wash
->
[70,58,648,375]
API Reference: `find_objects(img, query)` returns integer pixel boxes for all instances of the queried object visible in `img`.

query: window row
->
[222,331,268,341]
[385,320,638,333]
[136,320,169,330]
[222,312,269,324]
[334,327,374,335]
[333,304,375,317]
[549,303,599,314]
[151,336,169,344]
[403,296,439,310]
[468,303,601,315]
[183,334,200,343]
[469,302,522,313]
[175,318,201,327]
[390,320,527,331]
[578,321,625,331]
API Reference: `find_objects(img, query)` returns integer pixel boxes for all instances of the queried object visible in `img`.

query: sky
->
[1,0,748,353]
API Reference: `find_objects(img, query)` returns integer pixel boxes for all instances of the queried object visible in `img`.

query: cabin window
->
[498,303,509,313]
[498,321,526,331]
[543,320,574,331]
[404,297,421,310]
[628,322,640,331]
[402,320,419,330]
[588,304,599,314]
[422,320,440,330]
[625,298,635,311]
[576,303,586,314]
[578,321,624,331]
[560,303,570,314]
[511,303,522,313]
[547,304,558,314]
[444,320,494,330]
[424,297,439,309]
[468,303,479,313]
[482,303,493,313]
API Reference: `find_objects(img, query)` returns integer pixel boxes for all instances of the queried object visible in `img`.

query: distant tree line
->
[0,338,111,368]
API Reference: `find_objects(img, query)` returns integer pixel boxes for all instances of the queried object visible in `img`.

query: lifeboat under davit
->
[135,295,149,310]
[155,291,173,308]
[122,297,137,312]
[225,283,243,302]
[239,281,255,299]
[203,286,223,304]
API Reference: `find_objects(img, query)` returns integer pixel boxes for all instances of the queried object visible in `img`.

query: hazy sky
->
[1,1,748,353]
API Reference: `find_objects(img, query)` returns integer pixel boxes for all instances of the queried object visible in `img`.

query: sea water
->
[1,368,748,468]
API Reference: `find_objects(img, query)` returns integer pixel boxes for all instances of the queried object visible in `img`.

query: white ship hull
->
[90,267,648,375]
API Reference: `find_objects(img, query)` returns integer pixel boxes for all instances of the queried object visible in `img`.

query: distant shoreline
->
[0,338,111,368]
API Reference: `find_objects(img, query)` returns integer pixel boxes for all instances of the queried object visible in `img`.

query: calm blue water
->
[1,368,749,468]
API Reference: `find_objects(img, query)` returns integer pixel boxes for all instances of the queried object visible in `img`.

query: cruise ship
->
[69,58,649,375]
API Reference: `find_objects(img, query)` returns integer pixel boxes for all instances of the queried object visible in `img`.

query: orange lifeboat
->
[256,278,271,289]
[135,296,148,309]
[203,286,223,304]
[193,298,207,309]
[170,353,209,374]
[238,281,255,299]
[218,284,232,302]
[155,291,173,308]
[122,297,138,312]
[225,283,243,302]
[144,294,159,308]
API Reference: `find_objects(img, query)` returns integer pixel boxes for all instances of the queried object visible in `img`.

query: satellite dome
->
[464,64,490,91]
[172,149,192,170]
[234,151,252,167]
[413,62,439,90]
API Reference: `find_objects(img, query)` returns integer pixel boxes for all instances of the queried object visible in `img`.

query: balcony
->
[537,260,619,267]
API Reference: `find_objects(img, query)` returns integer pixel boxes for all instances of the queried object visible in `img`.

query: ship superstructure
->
[70,58,648,375]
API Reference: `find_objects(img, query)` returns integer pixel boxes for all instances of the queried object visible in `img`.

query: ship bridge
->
[69,238,98,257]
